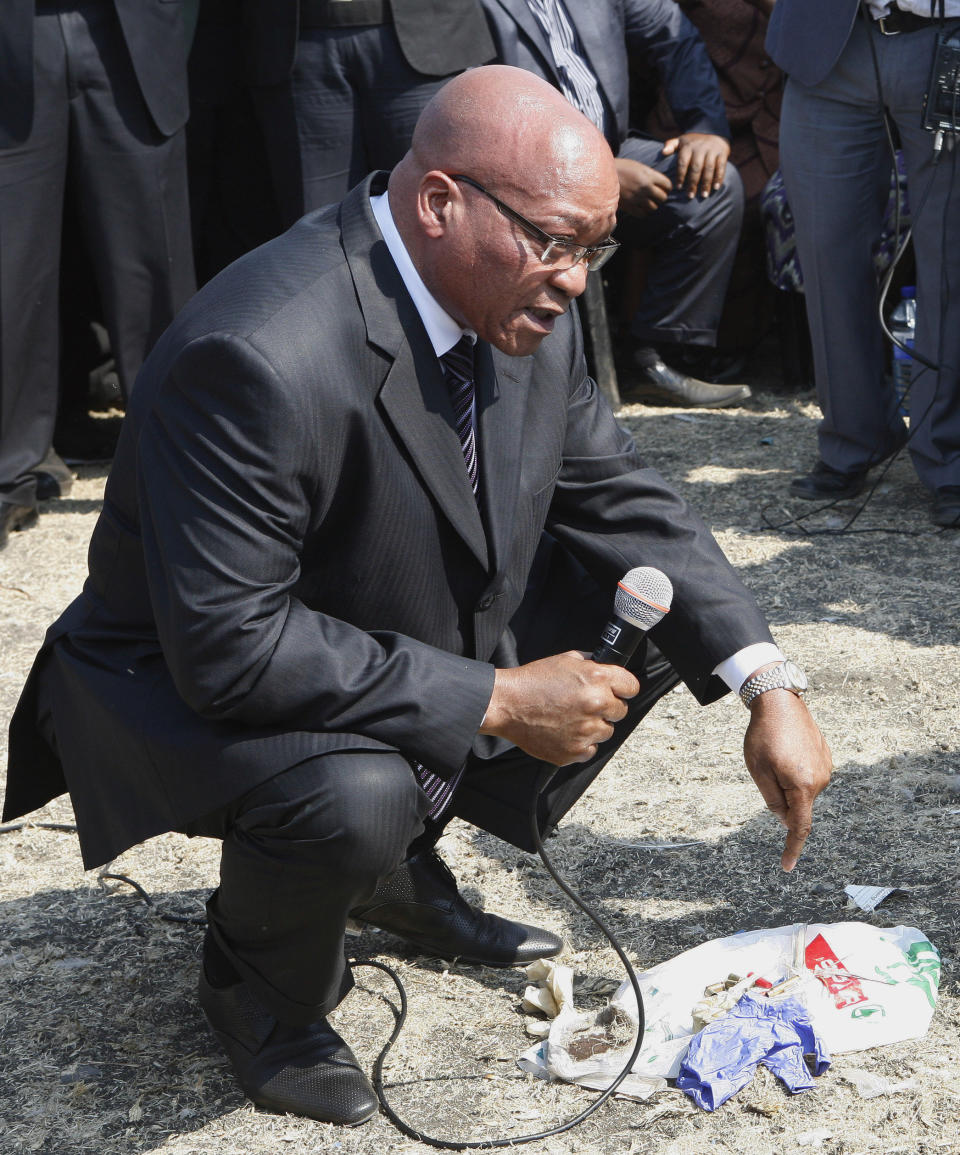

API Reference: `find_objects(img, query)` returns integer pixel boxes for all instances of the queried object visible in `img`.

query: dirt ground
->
[1,354,958,1155]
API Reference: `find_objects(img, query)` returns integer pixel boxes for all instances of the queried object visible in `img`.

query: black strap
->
[299,0,390,30]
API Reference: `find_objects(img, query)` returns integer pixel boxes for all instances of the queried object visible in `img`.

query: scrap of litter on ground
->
[519,920,939,1111]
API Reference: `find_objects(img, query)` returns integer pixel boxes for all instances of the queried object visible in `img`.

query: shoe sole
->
[627,385,752,409]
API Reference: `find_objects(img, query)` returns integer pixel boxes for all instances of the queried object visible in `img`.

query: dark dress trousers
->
[242,0,496,221]
[186,0,289,284]
[766,0,960,490]
[481,0,743,347]
[4,172,772,1018]
[0,0,196,506]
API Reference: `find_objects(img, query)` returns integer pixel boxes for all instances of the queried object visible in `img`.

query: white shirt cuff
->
[712,643,784,694]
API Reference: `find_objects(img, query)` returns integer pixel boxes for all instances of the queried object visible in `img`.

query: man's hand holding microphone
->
[479,567,832,870]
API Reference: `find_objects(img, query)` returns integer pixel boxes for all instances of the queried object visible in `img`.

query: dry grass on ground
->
[1,376,958,1155]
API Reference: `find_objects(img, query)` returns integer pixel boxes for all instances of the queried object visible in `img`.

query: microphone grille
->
[614,567,673,629]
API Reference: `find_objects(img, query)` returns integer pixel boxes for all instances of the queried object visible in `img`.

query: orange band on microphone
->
[617,580,671,615]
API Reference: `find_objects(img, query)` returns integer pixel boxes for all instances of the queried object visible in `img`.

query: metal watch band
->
[739,662,804,708]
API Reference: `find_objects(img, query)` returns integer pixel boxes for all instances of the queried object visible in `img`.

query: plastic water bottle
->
[890,286,916,415]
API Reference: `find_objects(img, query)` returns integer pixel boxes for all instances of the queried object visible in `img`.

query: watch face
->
[784,660,808,692]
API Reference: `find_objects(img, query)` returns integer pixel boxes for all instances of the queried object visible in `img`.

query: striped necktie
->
[411,336,479,819]
[441,335,478,496]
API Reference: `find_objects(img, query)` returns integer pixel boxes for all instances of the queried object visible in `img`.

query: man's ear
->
[418,171,454,238]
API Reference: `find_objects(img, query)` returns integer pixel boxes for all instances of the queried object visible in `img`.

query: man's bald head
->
[393,65,614,208]
[388,65,620,357]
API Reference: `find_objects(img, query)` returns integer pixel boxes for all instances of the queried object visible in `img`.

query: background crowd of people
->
[0,0,788,552]
[1,0,957,550]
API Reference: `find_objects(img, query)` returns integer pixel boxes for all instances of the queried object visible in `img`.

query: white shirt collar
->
[370,191,475,358]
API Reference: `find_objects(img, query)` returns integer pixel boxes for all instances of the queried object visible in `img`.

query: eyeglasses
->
[450,174,620,273]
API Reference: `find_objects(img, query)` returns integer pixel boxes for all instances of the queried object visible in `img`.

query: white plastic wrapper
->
[518,923,939,1097]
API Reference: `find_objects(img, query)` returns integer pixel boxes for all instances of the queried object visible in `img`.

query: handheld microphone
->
[591,566,673,666]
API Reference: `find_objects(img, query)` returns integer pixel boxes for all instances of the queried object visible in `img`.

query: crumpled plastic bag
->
[675,992,830,1110]
[517,923,938,1105]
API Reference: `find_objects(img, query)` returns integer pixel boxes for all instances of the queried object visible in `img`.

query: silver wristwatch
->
[739,660,808,707]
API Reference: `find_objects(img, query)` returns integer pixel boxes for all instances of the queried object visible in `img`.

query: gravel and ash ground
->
[1,361,958,1155]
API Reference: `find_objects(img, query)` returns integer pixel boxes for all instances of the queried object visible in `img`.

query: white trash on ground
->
[518,922,939,1102]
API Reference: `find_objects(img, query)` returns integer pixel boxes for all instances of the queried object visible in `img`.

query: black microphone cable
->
[356,767,648,1150]
[5,799,652,1148]
[356,569,674,1148]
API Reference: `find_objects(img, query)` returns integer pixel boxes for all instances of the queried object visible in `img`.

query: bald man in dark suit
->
[5,67,830,1125]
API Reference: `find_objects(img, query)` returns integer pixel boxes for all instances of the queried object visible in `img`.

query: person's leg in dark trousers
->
[0,8,69,520]
[884,29,960,498]
[618,135,744,350]
[291,23,452,213]
[186,0,284,284]
[183,749,428,1124]
[187,750,429,1023]
[778,21,904,478]
[65,0,195,400]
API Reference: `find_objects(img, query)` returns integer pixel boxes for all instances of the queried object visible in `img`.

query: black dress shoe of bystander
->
[198,972,379,1125]
[0,501,39,550]
[789,460,867,501]
[661,345,749,385]
[627,352,752,408]
[34,447,75,501]
[351,848,563,966]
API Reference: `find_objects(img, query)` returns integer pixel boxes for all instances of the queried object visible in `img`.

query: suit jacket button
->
[477,594,495,611]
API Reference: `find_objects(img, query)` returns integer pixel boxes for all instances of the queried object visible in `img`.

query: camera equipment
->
[922,30,960,135]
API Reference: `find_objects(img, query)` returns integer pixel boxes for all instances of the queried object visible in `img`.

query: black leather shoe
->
[627,354,752,408]
[198,972,378,1125]
[662,346,749,385]
[0,500,38,550]
[351,849,563,966]
[789,460,867,501]
[932,485,960,527]
[34,472,65,502]
[34,448,74,501]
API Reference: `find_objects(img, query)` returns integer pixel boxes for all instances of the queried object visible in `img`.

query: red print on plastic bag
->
[805,933,868,1009]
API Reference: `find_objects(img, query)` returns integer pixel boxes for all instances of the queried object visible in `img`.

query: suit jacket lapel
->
[495,0,560,85]
[379,340,489,570]
[476,342,525,579]
[494,0,617,143]
[341,175,490,571]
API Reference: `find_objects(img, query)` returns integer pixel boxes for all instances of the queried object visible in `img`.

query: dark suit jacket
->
[764,0,860,88]
[0,0,190,148]
[3,172,771,868]
[243,0,494,87]
[480,0,729,153]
